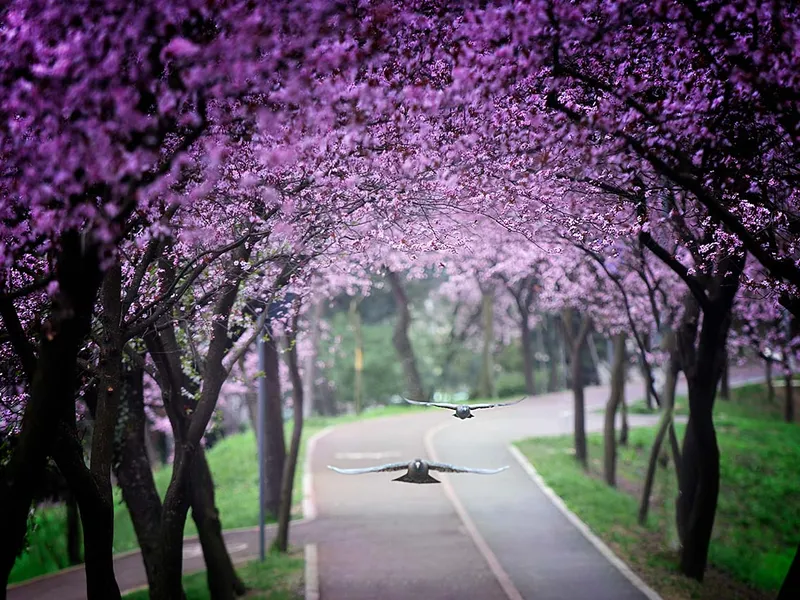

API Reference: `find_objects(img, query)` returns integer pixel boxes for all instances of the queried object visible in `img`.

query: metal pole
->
[257,329,266,561]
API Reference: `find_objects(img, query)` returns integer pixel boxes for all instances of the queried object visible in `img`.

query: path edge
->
[425,422,524,600]
[304,543,320,600]
[507,444,663,600]
[303,426,334,521]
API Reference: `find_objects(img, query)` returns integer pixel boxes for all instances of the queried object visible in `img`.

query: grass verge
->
[122,550,304,600]
[10,403,426,584]
[629,381,793,421]
[515,383,798,600]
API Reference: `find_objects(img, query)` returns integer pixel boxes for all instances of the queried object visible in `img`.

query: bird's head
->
[408,459,428,476]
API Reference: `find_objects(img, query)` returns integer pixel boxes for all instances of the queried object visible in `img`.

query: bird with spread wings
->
[328,458,509,484]
[403,396,526,419]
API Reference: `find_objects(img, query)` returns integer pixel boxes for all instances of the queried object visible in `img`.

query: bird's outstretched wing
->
[469,396,527,410]
[403,397,458,410]
[327,462,408,475]
[427,461,509,475]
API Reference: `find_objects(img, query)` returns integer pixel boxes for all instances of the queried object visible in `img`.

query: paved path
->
[311,367,763,600]
[7,367,765,599]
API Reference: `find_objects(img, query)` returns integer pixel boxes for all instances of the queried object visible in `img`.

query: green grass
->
[122,551,304,600]
[10,403,427,585]
[629,381,793,421]
[516,383,798,599]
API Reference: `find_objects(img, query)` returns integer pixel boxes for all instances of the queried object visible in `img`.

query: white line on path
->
[425,422,525,600]
[507,445,663,600]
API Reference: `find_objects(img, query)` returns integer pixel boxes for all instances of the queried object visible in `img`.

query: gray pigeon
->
[327,458,509,484]
[403,396,526,419]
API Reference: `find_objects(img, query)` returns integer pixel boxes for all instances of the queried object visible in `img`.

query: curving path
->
[7,367,764,599]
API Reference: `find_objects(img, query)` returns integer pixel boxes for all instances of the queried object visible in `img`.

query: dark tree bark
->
[0,234,108,596]
[81,261,124,600]
[641,333,654,410]
[765,357,775,403]
[562,308,592,469]
[603,333,626,486]
[52,423,122,600]
[114,363,175,597]
[719,353,730,400]
[385,269,426,401]
[262,328,286,519]
[144,245,252,600]
[674,254,743,581]
[65,492,82,566]
[619,392,629,446]
[125,342,244,600]
[639,329,681,525]
[273,314,304,553]
[520,313,535,395]
[546,314,561,392]
[777,543,800,600]
[190,451,246,599]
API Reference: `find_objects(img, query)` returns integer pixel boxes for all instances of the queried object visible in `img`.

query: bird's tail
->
[392,473,441,484]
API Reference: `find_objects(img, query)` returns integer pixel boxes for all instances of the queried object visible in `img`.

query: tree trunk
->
[479,290,495,399]
[52,424,122,600]
[262,329,286,519]
[563,308,592,469]
[571,353,587,468]
[619,392,629,446]
[719,354,730,400]
[639,330,680,525]
[385,269,426,401]
[677,407,720,580]
[784,368,795,423]
[273,322,304,553]
[603,333,626,486]
[546,315,560,392]
[145,245,254,600]
[765,358,775,403]
[0,234,104,592]
[777,543,800,600]
[151,464,193,600]
[114,364,176,597]
[676,300,735,581]
[520,316,536,395]
[83,261,124,600]
[586,335,601,386]
[190,450,246,599]
[641,334,654,410]
[66,492,82,566]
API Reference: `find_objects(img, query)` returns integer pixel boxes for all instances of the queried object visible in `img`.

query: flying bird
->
[327,458,509,484]
[403,396,526,419]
